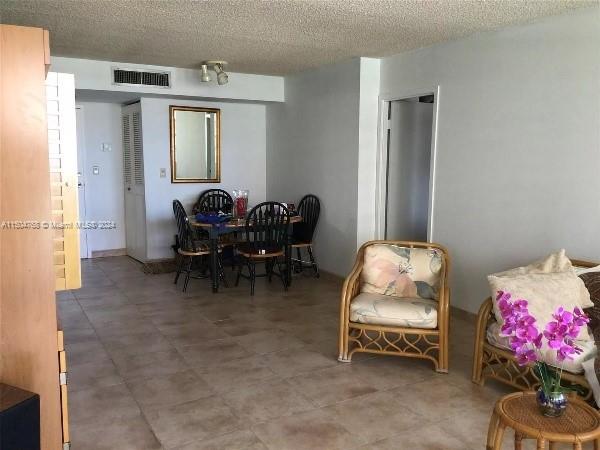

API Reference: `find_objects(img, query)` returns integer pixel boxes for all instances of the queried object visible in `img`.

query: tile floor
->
[58,256,583,449]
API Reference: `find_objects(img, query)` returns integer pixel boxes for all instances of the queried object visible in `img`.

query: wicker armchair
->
[471,259,597,400]
[338,240,450,373]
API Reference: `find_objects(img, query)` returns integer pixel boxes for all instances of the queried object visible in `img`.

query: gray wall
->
[76,101,126,253]
[141,97,267,260]
[266,59,361,276]
[379,7,600,313]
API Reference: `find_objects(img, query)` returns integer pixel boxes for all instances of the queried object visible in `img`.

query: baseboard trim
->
[91,248,127,258]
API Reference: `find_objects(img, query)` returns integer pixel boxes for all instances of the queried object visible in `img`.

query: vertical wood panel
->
[0,25,62,450]
[47,72,81,291]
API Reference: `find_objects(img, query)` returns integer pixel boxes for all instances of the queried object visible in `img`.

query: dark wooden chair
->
[173,200,226,292]
[192,189,233,215]
[235,202,290,295]
[291,194,320,277]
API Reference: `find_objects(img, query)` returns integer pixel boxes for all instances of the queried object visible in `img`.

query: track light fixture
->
[200,61,229,85]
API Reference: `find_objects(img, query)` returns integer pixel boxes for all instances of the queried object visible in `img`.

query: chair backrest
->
[192,189,233,214]
[173,200,197,252]
[244,202,290,253]
[293,194,320,243]
[359,241,449,301]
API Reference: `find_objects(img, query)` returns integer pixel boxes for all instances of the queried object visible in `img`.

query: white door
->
[122,103,146,262]
[385,100,433,241]
[75,106,89,258]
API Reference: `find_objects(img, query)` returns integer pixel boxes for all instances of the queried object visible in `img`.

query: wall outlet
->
[92,165,100,175]
[160,168,167,178]
[101,142,112,152]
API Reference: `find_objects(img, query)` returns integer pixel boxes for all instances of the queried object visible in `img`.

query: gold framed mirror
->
[169,105,221,183]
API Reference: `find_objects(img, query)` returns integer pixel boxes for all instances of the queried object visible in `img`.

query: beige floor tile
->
[262,347,337,378]
[195,355,280,393]
[62,326,99,345]
[93,317,160,338]
[287,364,379,407]
[127,370,214,411]
[65,340,112,367]
[386,376,494,418]
[145,396,244,449]
[112,349,190,380]
[252,408,363,450]
[68,360,123,392]
[356,423,469,450]
[159,323,230,347]
[174,430,267,450]
[177,338,250,367]
[324,390,429,444]
[344,356,437,390]
[234,329,306,355]
[222,379,315,425]
[101,331,174,357]
[70,413,162,450]
[64,257,517,450]
[69,383,140,425]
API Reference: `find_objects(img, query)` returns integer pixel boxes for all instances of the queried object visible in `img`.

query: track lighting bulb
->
[200,64,211,82]
[214,64,229,85]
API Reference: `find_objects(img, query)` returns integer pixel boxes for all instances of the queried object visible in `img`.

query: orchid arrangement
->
[496,290,590,394]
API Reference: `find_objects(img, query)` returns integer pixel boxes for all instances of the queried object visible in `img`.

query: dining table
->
[189,214,302,293]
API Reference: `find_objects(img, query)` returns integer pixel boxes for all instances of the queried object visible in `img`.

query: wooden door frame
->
[375,85,440,242]
[75,104,90,258]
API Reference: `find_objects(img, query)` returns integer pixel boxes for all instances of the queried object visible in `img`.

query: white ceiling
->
[0,0,595,75]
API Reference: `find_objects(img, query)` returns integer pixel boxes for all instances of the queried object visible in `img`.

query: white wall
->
[356,58,381,249]
[266,59,361,276]
[141,97,267,260]
[378,7,600,313]
[77,101,126,253]
[52,57,284,103]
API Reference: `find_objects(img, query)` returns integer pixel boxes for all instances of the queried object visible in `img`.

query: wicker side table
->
[487,392,600,450]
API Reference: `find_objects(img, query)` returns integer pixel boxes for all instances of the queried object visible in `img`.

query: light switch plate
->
[160,168,167,178]
[101,142,112,152]
[92,165,100,175]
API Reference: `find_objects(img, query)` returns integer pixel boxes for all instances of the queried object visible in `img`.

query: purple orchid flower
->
[497,292,589,366]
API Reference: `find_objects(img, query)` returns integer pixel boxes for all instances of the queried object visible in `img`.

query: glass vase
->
[536,388,567,417]
[232,189,249,219]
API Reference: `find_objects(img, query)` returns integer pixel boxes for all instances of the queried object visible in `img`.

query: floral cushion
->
[361,245,443,300]
[350,292,438,329]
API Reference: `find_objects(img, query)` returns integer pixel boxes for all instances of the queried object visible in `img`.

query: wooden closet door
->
[47,72,81,290]
[0,25,63,450]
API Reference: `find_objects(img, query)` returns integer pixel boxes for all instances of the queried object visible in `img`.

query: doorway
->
[75,105,90,258]
[377,88,439,242]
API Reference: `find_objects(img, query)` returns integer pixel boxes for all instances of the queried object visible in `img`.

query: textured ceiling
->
[0,0,596,75]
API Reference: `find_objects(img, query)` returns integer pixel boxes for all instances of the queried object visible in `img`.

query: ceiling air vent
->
[112,67,171,88]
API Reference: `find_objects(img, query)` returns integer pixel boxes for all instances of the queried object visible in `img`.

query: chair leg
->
[276,258,288,291]
[295,247,302,273]
[267,258,273,283]
[249,260,256,295]
[218,255,228,288]
[174,254,183,284]
[235,258,243,287]
[307,245,319,278]
[183,256,193,292]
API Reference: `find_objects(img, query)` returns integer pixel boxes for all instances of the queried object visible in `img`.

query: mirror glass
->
[170,106,220,182]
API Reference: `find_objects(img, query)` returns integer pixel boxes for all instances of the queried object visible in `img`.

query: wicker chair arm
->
[340,249,365,312]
